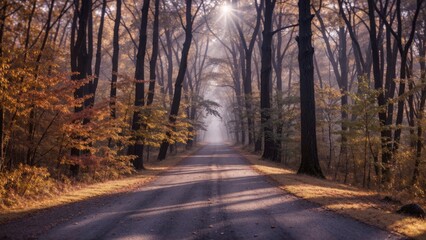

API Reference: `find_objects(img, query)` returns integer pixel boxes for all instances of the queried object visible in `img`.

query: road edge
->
[0,145,205,225]
[231,144,424,240]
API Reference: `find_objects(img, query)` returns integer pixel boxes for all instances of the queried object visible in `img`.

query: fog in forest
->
[201,72,228,144]
[203,116,227,143]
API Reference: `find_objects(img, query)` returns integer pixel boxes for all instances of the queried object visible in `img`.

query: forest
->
[0,0,425,209]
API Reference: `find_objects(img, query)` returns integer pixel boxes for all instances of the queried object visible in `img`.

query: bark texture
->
[296,0,324,178]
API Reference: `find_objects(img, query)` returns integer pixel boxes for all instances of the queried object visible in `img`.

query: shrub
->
[0,164,58,208]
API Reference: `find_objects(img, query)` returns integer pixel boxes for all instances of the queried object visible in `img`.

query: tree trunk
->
[314,8,349,165]
[412,20,426,185]
[244,51,254,145]
[380,28,398,177]
[367,0,389,182]
[338,25,349,169]
[0,1,7,170]
[273,9,294,163]
[392,0,424,157]
[296,0,324,178]
[23,0,37,61]
[165,29,174,100]
[89,0,107,105]
[260,0,276,160]
[371,0,424,183]
[230,41,245,144]
[186,38,208,148]
[235,0,263,146]
[70,0,91,176]
[87,1,93,77]
[23,0,39,165]
[158,0,193,160]
[130,0,150,169]
[110,0,122,119]
[27,0,56,166]
[147,0,159,105]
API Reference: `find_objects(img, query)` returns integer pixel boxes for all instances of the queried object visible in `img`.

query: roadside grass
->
[0,145,202,225]
[234,146,426,240]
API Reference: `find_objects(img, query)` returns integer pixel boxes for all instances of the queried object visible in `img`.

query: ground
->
[0,144,406,240]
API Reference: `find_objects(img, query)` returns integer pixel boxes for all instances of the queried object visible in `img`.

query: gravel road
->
[0,144,403,240]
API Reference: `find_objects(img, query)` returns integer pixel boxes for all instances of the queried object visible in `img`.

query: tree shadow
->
[247,162,422,239]
[0,144,405,240]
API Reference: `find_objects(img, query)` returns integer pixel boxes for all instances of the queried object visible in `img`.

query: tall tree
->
[130,0,150,169]
[163,28,174,101]
[89,0,107,105]
[272,6,295,163]
[157,0,199,160]
[313,5,349,164]
[234,0,263,145]
[385,0,425,155]
[0,0,7,170]
[147,0,160,105]
[27,0,56,166]
[70,0,91,176]
[260,0,276,160]
[110,0,122,119]
[186,36,210,148]
[296,0,324,178]
[412,18,426,184]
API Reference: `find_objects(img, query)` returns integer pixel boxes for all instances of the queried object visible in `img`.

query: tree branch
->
[272,23,299,36]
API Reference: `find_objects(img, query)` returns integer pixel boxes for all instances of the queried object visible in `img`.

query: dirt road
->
[1,144,403,239]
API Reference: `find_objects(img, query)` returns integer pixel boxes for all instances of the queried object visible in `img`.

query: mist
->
[203,116,227,143]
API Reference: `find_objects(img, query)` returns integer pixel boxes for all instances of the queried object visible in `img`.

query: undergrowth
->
[0,161,134,210]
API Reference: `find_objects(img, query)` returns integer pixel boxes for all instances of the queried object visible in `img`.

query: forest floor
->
[0,145,202,225]
[234,146,426,239]
[0,144,401,240]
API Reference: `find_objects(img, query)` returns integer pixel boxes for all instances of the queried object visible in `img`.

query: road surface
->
[1,144,402,240]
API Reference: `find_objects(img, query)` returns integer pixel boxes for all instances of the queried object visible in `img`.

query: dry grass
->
[234,146,426,240]
[0,146,202,224]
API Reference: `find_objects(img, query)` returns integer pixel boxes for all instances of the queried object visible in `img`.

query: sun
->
[221,4,232,15]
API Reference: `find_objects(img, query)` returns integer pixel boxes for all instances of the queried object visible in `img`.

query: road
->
[1,144,402,240]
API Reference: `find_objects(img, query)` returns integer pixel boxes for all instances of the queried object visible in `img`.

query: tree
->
[110,0,122,120]
[296,0,324,178]
[313,3,349,163]
[412,16,426,185]
[0,0,7,170]
[130,0,150,170]
[272,5,296,163]
[88,0,107,106]
[260,0,276,160]
[147,0,160,106]
[185,35,210,148]
[233,0,263,146]
[204,9,245,144]
[377,0,425,159]
[26,0,56,166]
[70,0,91,176]
[157,0,200,160]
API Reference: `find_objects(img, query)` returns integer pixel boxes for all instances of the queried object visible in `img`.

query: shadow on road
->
[0,145,405,240]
